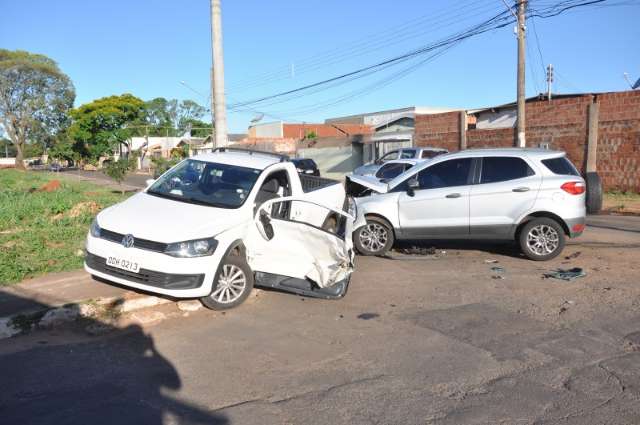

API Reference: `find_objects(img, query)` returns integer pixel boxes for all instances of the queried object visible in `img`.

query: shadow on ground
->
[0,291,228,425]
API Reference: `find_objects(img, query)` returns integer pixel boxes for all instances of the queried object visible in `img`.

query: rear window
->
[541,157,580,176]
[421,150,446,159]
[481,157,535,184]
[400,149,417,159]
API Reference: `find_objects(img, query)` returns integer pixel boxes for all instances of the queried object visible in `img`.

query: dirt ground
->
[1,223,639,424]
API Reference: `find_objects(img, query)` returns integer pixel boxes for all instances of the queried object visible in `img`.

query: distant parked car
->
[49,163,63,172]
[352,147,447,177]
[369,159,421,183]
[291,158,320,176]
[348,148,586,261]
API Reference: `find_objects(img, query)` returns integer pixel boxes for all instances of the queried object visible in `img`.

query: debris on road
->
[398,246,437,256]
[177,300,202,312]
[490,266,505,273]
[484,259,499,264]
[357,313,380,320]
[543,268,586,282]
[565,251,582,260]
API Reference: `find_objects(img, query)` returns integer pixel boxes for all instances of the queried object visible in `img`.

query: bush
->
[150,156,179,178]
[103,157,136,192]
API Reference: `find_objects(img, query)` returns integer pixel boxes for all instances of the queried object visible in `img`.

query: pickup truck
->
[85,148,357,310]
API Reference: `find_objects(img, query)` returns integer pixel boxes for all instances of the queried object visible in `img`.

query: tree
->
[179,118,212,138]
[68,94,145,163]
[143,98,207,136]
[103,156,136,194]
[0,49,75,169]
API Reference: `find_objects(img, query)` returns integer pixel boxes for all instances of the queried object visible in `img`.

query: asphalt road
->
[61,169,150,189]
[1,223,640,424]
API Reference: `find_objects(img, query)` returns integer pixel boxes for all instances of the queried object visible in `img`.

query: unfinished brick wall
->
[414,111,461,152]
[414,90,640,191]
[282,123,372,139]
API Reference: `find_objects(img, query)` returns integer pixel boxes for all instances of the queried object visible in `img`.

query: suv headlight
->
[165,238,218,258]
[346,196,357,218]
[90,218,101,238]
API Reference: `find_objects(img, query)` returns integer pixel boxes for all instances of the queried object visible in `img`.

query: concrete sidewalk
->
[0,270,129,318]
[587,214,640,233]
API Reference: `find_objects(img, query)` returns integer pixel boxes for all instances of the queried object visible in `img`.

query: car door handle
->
[446,193,461,199]
[512,187,530,192]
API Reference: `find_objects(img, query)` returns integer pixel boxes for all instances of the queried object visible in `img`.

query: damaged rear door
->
[246,197,355,298]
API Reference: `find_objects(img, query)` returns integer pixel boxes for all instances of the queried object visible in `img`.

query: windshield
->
[147,159,261,208]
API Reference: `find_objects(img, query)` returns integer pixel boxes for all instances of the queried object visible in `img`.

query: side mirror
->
[258,210,275,240]
[145,178,156,188]
[407,177,419,197]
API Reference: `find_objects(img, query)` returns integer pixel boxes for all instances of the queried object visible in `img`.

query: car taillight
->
[561,181,585,195]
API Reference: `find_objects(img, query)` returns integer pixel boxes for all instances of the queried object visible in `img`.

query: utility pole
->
[546,64,554,102]
[210,0,228,148]
[516,0,527,147]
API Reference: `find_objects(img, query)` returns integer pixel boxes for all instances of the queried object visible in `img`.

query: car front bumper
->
[84,234,221,298]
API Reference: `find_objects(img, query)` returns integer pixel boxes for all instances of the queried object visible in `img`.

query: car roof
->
[382,158,421,165]
[191,151,282,170]
[434,147,565,160]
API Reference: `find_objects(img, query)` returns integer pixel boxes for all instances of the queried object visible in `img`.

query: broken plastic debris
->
[543,267,586,281]
[484,259,499,264]
[564,251,582,260]
[398,246,437,256]
[490,266,505,273]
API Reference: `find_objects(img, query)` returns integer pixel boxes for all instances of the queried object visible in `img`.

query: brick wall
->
[282,123,372,139]
[414,90,640,191]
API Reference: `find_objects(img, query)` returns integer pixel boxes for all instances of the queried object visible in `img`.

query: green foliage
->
[143,97,207,136]
[304,130,318,140]
[181,118,213,138]
[0,49,75,167]
[103,156,136,189]
[150,156,179,178]
[68,94,145,162]
[0,170,129,284]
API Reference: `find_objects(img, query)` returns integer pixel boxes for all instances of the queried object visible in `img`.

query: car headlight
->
[90,218,101,238]
[164,238,218,258]
[346,196,357,218]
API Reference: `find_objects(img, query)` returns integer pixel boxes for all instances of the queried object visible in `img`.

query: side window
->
[376,163,406,179]
[379,150,399,162]
[400,149,416,159]
[416,158,472,189]
[481,157,535,184]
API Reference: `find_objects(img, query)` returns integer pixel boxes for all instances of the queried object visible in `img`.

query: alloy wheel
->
[359,223,388,253]
[210,264,247,304]
[526,224,560,256]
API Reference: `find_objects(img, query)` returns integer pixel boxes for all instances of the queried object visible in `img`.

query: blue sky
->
[2,0,639,132]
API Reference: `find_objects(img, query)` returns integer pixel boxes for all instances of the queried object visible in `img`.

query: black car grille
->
[99,228,168,253]
[85,252,204,290]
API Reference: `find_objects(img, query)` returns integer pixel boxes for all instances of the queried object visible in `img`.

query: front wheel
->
[518,218,566,261]
[354,217,394,256]
[200,255,254,310]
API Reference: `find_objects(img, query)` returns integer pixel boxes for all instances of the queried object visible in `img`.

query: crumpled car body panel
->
[246,197,355,289]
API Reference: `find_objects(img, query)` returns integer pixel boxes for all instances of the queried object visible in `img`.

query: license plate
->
[106,256,140,273]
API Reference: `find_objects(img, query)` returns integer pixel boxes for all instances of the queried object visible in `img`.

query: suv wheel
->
[200,255,254,310]
[518,218,566,261]
[354,217,394,256]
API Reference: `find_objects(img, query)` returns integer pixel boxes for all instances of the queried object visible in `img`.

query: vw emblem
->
[122,234,135,248]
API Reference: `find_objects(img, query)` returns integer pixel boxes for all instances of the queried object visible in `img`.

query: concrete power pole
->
[516,0,527,147]
[546,64,554,103]
[210,0,228,148]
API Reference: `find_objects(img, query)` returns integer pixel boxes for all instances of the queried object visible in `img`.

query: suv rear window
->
[481,157,535,183]
[541,157,580,176]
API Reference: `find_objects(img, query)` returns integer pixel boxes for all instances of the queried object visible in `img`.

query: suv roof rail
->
[212,147,290,162]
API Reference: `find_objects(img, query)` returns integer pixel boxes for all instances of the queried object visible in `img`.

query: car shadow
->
[0,291,228,425]
[392,239,526,259]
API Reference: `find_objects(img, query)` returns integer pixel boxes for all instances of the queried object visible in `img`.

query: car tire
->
[200,255,254,310]
[585,172,603,214]
[354,216,394,256]
[518,218,566,261]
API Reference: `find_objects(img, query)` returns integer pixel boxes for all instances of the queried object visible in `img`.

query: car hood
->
[352,163,379,176]
[96,192,248,243]
[347,174,388,194]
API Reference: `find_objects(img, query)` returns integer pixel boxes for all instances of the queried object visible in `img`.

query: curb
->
[0,294,181,340]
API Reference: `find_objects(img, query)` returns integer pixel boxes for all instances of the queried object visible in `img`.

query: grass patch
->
[604,190,640,215]
[0,170,130,285]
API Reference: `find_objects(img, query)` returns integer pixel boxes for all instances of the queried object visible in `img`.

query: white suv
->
[348,148,586,260]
